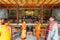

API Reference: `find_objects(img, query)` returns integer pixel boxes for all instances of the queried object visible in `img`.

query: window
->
[52,9,60,23]
[43,9,52,23]
[8,10,16,23]
[18,9,40,23]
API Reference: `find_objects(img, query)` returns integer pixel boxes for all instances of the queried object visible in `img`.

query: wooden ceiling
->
[0,0,60,6]
[0,0,60,10]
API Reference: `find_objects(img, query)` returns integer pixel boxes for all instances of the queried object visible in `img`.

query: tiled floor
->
[13,32,60,40]
[13,32,46,40]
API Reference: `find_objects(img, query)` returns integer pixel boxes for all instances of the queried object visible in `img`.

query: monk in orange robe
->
[35,22,41,40]
[20,21,26,40]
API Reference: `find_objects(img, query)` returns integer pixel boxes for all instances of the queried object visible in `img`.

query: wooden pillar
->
[16,5,19,24]
[40,4,43,24]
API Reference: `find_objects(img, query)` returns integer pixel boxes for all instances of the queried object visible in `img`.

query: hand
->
[52,38,55,40]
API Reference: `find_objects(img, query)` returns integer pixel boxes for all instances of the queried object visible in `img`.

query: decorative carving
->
[0,0,60,5]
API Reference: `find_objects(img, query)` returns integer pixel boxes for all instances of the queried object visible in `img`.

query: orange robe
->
[20,21,26,39]
[35,22,41,38]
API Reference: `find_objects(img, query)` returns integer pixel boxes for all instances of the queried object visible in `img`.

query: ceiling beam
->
[53,0,58,4]
[8,0,13,4]
[9,0,16,4]
[2,0,8,4]
[0,0,5,4]
[14,0,18,4]
[17,0,21,4]
[38,0,45,4]
[47,0,52,4]
[0,0,3,4]
[55,0,60,4]
[49,0,58,4]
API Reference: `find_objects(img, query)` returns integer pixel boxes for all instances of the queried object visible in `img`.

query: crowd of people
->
[0,16,59,40]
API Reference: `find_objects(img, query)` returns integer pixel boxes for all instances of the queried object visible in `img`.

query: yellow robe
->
[0,24,10,40]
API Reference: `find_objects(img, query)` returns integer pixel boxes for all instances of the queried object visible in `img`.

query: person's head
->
[0,20,1,24]
[1,19,5,25]
[49,16,56,22]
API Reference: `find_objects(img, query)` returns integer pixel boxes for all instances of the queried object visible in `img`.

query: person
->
[20,21,26,40]
[35,21,41,40]
[0,23,11,40]
[0,20,2,39]
[7,21,12,40]
[45,16,59,40]
[1,19,5,25]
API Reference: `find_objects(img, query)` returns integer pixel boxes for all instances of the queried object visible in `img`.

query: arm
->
[52,23,59,40]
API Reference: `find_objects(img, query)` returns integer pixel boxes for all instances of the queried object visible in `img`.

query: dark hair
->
[50,16,57,21]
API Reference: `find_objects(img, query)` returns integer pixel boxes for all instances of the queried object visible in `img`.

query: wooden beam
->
[40,4,44,23]
[43,0,46,4]
[14,0,18,5]
[0,0,5,4]
[8,0,13,4]
[53,0,58,4]
[39,0,45,23]
[0,4,60,10]
[0,2,3,4]
[0,2,60,6]
[47,0,52,4]
[2,0,8,4]
[49,0,58,4]
[0,0,3,4]
[16,5,19,24]
[55,0,60,4]
[38,0,45,4]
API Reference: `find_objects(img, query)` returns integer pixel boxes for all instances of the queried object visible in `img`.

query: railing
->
[10,23,48,26]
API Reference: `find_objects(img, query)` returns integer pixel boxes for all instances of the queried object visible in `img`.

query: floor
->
[13,32,47,40]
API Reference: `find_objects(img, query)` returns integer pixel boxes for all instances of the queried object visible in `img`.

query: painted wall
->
[52,9,60,22]
[0,10,8,19]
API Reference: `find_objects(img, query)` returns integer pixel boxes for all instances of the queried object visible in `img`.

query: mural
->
[0,10,8,19]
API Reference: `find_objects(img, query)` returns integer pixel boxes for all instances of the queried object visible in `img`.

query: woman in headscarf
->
[45,16,59,40]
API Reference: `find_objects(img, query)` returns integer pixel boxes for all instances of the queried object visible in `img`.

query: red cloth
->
[1,20,5,25]
[45,26,49,40]
[46,26,49,35]
[45,22,56,40]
